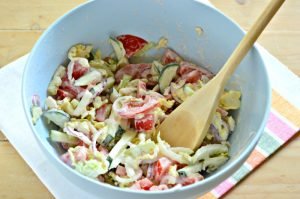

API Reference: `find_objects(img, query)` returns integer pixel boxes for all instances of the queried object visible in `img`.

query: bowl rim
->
[22,0,271,195]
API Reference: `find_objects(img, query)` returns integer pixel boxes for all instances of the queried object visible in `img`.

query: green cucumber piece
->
[107,156,113,165]
[50,130,79,144]
[102,134,114,147]
[151,61,164,76]
[159,63,179,93]
[43,109,70,128]
[114,126,125,143]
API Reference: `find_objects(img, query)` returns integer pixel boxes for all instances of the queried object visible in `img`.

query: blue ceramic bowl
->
[22,0,271,198]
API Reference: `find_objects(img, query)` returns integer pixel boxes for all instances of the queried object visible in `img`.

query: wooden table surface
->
[0,0,299,198]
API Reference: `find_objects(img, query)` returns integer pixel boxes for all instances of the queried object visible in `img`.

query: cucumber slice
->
[151,61,164,76]
[50,130,79,144]
[159,63,179,93]
[102,134,114,147]
[115,126,125,143]
[106,156,113,165]
[43,109,70,128]
[74,70,102,86]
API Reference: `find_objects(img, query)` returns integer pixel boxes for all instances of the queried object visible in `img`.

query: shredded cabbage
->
[212,112,230,141]
[157,132,191,164]
[192,144,228,164]
[220,91,241,110]
[74,155,109,178]
[109,130,137,169]
[68,44,93,60]
[73,90,93,116]
[203,156,228,173]
[121,139,159,169]
[113,168,143,185]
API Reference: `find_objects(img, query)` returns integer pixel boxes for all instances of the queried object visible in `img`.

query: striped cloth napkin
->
[199,91,300,198]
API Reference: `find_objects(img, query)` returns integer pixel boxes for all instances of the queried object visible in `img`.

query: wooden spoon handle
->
[218,0,285,85]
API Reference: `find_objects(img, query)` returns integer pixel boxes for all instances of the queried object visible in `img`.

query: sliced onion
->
[64,126,92,145]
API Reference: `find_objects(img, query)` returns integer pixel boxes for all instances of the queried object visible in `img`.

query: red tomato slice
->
[56,88,75,100]
[178,61,214,78]
[116,34,148,58]
[95,104,107,122]
[154,157,172,182]
[58,75,85,99]
[115,63,152,83]
[161,49,182,65]
[178,62,197,76]
[72,60,89,80]
[61,80,85,97]
[115,96,159,119]
[138,178,154,190]
[134,114,154,132]
[181,70,202,83]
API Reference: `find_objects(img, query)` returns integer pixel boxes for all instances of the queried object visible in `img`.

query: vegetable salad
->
[31,34,241,191]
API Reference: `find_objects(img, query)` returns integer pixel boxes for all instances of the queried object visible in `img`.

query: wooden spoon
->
[159,0,285,149]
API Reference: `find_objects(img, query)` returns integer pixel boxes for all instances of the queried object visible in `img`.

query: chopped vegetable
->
[31,105,43,125]
[159,63,179,93]
[220,91,241,110]
[47,66,66,95]
[74,70,102,86]
[43,109,70,128]
[116,34,148,58]
[68,44,93,60]
[50,130,79,144]
[109,37,128,65]
[40,35,241,190]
